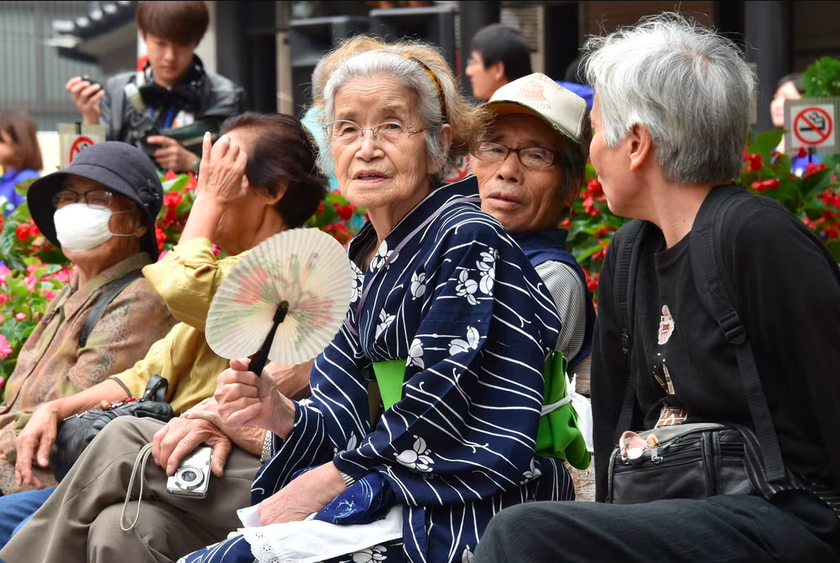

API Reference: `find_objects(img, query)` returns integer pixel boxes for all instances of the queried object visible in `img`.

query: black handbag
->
[605,423,773,504]
[50,374,174,482]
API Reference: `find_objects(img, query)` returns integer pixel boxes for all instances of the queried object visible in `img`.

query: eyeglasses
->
[326,120,426,145]
[472,141,557,170]
[52,189,115,209]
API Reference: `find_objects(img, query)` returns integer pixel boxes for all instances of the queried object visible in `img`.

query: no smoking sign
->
[786,101,838,151]
[69,136,95,163]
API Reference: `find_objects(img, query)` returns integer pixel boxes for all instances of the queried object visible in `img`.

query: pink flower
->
[0,293,9,304]
[52,269,70,284]
[0,376,5,389]
[44,290,56,300]
[0,335,12,359]
[15,312,26,320]
[0,265,11,281]
[0,315,4,323]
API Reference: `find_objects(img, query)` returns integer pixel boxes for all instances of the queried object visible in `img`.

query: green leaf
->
[13,320,36,341]
[14,178,36,195]
[6,254,26,273]
[573,243,606,263]
[748,129,784,160]
[161,175,190,193]
[799,169,833,198]
[826,239,840,263]
[0,223,19,258]
[802,57,840,98]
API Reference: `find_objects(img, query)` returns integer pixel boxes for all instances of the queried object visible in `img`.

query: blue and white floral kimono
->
[181,177,574,563]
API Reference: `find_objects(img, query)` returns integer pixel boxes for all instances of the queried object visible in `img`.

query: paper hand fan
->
[206,228,354,373]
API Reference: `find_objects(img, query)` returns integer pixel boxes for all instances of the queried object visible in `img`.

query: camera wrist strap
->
[120,442,154,532]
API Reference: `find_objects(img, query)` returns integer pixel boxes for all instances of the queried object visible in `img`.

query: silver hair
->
[583,14,755,184]
[318,49,454,183]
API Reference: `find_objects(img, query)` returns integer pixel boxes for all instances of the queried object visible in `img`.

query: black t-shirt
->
[592,189,840,500]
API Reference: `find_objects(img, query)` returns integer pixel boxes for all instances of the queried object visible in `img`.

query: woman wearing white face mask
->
[0,142,176,497]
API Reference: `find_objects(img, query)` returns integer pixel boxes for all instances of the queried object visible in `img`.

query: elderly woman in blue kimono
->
[179,38,574,563]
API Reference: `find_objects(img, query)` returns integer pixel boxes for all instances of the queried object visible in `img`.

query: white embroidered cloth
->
[234,505,403,563]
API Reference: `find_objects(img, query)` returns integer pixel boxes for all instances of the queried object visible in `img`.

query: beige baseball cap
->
[485,72,589,146]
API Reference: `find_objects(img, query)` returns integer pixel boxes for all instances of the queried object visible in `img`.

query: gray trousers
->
[0,417,261,563]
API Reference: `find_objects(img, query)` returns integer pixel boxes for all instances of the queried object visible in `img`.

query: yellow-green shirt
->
[111,238,246,413]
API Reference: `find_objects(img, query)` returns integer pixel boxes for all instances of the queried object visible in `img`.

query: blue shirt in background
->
[0,168,38,215]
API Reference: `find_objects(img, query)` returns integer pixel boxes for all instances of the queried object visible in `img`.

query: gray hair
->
[319,49,454,183]
[583,14,755,184]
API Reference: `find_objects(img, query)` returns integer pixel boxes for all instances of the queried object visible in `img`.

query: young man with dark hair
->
[465,23,532,100]
[66,1,245,173]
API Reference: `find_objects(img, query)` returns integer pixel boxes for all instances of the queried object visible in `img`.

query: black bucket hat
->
[28,141,164,259]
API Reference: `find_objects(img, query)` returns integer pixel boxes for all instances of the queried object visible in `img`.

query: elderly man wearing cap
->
[0,141,176,505]
[473,72,594,379]
[472,73,596,487]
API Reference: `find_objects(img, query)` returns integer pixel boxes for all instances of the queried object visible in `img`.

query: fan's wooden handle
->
[249,301,289,376]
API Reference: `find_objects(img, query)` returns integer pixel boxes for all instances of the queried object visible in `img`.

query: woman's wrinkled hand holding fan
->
[205,228,355,375]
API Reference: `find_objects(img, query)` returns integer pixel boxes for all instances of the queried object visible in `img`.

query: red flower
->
[155,226,166,251]
[28,221,40,238]
[583,269,600,295]
[802,162,825,178]
[591,241,609,262]
[746,153,763,172]
[582,197,601,217]
[184,173,197,192]
[324,222,351,245]
[16,224,30,241]
[164,170,177,181]
[316,201,325,215]
[560,217,572,229]
[804,163,827,178]
[798,146,808,158]
[164,192,183,209]
[751,179,779,193]
[336,204,354,221]
[823,223,840,240]
[587,178,603,195]
[821,189,840,209]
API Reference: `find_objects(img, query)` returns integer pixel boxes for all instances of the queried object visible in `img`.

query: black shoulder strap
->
[79,270,144,348]
[689,185,786,483]
[613,219,648,442]
[142,373,169,402]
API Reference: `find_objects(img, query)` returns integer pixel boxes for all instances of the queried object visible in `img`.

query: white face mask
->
[54,203,134,253]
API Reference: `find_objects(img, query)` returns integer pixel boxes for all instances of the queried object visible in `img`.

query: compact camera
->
[166,445,212,498]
